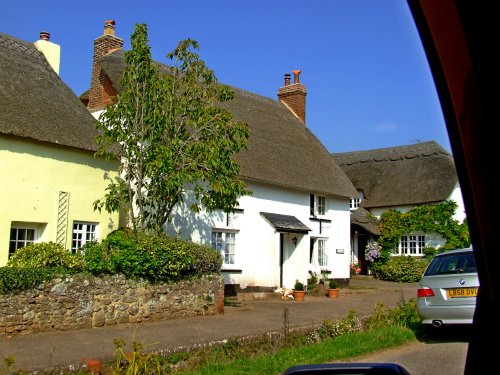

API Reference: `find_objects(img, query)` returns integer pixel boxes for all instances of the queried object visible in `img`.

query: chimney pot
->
[88,20,123,111]
[104,20,116,36]
[40,31,50,41]
[293,69,301,84]
[284,74,291,86]
[277,69,307,124]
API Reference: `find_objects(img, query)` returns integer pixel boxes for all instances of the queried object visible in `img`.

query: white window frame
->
[212,230,237,268]
[394,234,426,256]
[310,194,327,217]
[318,238,328,267]
[9,226,37,257]
[72,222,98,253]
[350,197,360,210]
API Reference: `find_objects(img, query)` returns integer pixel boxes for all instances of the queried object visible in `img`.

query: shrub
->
[370,256,429,283]
[317,310,362,339]
[82,228,222,283]
[81,240,114,275]
[6,242,83,271]
[0,267,62,294]
[364,297,420,330]
[294,280,305,291]
[307,272,319,292]
[329,279,338,289]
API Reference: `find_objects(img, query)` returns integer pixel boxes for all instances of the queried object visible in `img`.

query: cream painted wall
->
[34,39,60,75]
[0,137,121,266]
[166,181,352,289]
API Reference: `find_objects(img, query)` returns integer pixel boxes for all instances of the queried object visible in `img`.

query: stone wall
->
[0,273,225,337]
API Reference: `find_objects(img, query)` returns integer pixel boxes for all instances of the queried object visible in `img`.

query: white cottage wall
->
[166,181,352,290]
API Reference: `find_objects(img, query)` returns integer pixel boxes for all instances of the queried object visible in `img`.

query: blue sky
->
[1,0,451,153]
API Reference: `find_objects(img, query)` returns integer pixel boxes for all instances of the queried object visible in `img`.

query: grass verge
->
[178,325,416,375]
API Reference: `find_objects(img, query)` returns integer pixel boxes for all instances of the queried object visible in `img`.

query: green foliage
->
[6,242,83,270]
[307,272,318,292]
[423,246,438,258]
[1,230,221,294]
[79,240,114,275]
[0,267,66,294]
[111,338,165,374]
[94,23,251,233]
[377,200,470,263]
[370,256,429,283]
[152,305,415,374]
[364,297,420,330]
[294,280,305,291]
[82,228,222,282]
[329,279,338,289]
[318,310,362,339]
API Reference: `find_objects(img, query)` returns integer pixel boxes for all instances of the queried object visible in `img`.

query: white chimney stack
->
[34,31,61,75]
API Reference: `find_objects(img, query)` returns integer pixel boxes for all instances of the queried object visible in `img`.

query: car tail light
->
[417,287,435,298]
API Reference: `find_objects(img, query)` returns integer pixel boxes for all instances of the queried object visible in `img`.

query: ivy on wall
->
[376,200,470,262]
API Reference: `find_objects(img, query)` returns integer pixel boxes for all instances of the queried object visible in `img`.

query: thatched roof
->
[350,207,381,235]
[92,50,357,198]
[0,33,99,152]
[332,141,458,208]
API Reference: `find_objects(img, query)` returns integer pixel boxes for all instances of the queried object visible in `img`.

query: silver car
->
[417,247,478,327]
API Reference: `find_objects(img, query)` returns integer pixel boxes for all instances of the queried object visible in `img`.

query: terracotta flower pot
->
[85,358,101,374]
[327,288,339,298]
[293,290,306,301]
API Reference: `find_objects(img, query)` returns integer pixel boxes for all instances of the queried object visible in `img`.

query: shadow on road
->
[413,323,472,343]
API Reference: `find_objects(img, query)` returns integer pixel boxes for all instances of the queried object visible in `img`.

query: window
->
[72,222,98,253]
[9,227,36,256]
[350,197,360,210]
[310,194,327,217]
[350,190,363,210]
[212,231,236,266]
[318,239,327,267]
[395,235,426,256]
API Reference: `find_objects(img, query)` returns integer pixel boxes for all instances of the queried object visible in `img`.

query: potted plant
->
[350,263,361,276]
[293,280,306,301]
[327,278,339,298]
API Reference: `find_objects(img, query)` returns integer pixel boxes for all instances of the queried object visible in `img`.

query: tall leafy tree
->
[94,24,250,233]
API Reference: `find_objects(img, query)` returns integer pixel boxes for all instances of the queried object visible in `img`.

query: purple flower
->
[365,242,381,263]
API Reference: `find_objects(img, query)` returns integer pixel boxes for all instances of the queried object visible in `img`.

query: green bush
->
[294,280,305,291]
[370,256,429,283]
[2,229,222,293]
[82,228,222,283]
[318,310,362,339]
[80,240,114,275]
[364,297,420,330]
[6,242,83,270]
[307,272,319,292]
[0,267,63,294]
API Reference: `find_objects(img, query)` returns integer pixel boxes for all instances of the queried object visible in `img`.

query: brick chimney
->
[87,20,124,112]
[277,69,307,124]
[34,31,61,75]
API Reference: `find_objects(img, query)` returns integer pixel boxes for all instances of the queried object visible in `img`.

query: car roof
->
[435,247,473,257]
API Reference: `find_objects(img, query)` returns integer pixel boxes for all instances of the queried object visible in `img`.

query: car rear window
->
[424,252,477,276]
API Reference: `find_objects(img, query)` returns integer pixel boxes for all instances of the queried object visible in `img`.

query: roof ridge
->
[0,32,52,70]
[332,141,450,166]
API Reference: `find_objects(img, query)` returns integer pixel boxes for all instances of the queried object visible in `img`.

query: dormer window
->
[310,194,327,217]
[350,190,364,211]
[350,197,360,210]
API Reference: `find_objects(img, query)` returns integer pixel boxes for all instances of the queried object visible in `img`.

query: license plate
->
[447,288,478,298]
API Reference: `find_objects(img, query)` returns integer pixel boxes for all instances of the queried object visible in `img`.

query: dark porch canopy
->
[260,212,312,234]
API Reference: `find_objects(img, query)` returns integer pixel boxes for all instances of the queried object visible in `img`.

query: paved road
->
[0,277,469,374]
[340,339,468,374]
